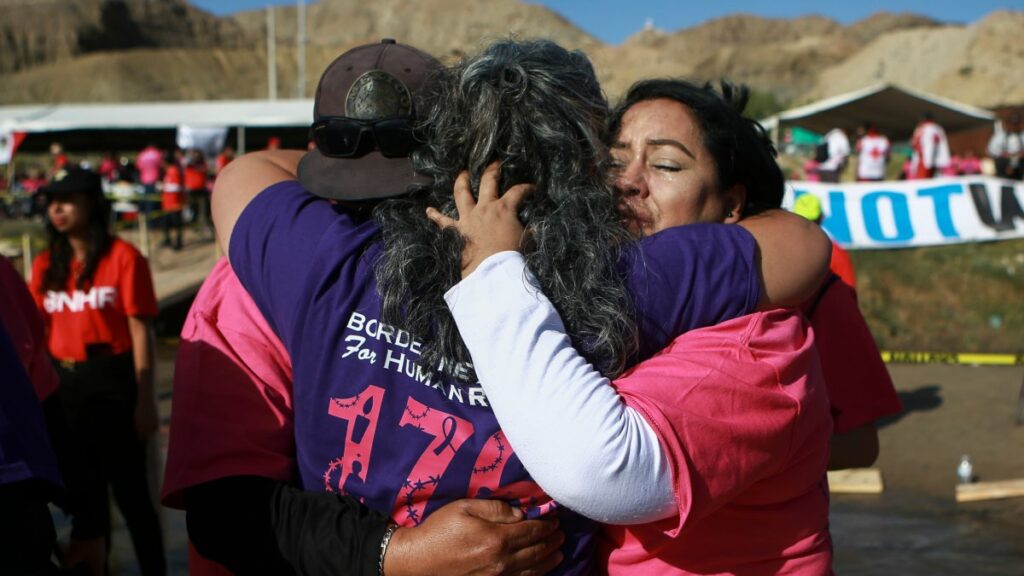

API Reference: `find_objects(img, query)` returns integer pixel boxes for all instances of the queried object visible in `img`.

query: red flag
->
[0,130,27,164]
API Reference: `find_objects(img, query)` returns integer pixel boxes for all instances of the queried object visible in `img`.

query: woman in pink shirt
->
[135,144,163,217]
[434,80,835,575]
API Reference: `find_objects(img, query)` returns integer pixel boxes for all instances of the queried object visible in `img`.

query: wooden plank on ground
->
[956,478,1024,503]
[827,468,884,494]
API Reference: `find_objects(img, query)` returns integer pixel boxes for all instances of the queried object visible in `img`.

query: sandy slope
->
[812,11,1024,108]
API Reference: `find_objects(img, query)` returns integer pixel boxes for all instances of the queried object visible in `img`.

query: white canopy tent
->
[0,99,315,154]
[0,99,314,131]
[761,84,995,141]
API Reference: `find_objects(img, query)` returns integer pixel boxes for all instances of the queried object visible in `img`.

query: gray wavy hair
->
[373,39,636,382]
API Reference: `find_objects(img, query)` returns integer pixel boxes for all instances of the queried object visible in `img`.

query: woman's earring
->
[727,211,735,218]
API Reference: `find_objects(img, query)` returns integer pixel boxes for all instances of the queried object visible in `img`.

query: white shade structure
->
[0,99,314,132]
[0,99,316,156]
[761,84,995,141]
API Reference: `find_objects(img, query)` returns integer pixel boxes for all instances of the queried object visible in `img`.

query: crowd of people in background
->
[1,142,238,245]
[797,112,1021,183]
[2,112,1022,223]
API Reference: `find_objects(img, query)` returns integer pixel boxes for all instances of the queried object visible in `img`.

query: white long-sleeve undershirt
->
[445,251,677,524]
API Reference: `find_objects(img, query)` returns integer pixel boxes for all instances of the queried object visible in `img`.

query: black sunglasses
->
[310,116,420,159]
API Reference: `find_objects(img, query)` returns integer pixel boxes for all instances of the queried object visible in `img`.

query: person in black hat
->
[173,40,564,576]
[294,39,434,201]
[30,167,166,575]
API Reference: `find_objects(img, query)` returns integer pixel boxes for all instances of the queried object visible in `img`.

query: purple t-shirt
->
[231,181,759,574]
[620,220,761,360]
[0,322,61,491]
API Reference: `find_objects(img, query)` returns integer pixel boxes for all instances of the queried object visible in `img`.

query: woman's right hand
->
[426,162,533,279]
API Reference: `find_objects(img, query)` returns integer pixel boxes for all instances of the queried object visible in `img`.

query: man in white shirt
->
[987,115,1023,180]
[911,113,951,179]
[818,128,850,183]
[855,122,891,182]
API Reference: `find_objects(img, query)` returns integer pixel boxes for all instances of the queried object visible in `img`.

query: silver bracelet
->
[378,523,399,576]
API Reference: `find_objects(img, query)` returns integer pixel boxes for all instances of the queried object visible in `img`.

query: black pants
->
[995,157,1023,180]
[0,481,60,575]
[187,188,211,231]
[162,210,183,250]
[52,352,166,576]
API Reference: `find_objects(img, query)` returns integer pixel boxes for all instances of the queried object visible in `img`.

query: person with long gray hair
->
[375,39,635,380]
[212,38,828,574]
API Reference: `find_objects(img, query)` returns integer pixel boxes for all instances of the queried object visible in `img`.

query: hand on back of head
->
[425,162,534,279]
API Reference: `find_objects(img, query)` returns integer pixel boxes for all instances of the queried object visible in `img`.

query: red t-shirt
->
[21,176,48,195]
[184,162,208,192]
[162,165,185,212]
[830,242,856,290]
[98,158,118,181]
[803,277,902,434]
[215,153,232,174]
[30,238,157,362]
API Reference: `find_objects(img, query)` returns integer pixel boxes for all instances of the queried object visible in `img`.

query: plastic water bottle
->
[957,455,974,484]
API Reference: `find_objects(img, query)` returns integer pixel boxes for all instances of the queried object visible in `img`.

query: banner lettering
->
[784,177,1024,249]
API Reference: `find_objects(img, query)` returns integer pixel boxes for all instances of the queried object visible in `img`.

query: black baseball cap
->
[298,39,442,201]
[41,167,102,198]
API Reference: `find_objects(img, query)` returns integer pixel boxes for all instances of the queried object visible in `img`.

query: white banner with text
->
[782,177,1024,249]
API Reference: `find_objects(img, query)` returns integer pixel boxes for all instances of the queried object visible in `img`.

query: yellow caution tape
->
[881,351,1024,366]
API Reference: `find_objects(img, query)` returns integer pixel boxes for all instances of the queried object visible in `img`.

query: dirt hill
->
[231,0,600,56]
[0,47,271,103]
[0,0,249,75]
[589,12,941,103]
[0,1,1019,109]
[810,11,1024,108]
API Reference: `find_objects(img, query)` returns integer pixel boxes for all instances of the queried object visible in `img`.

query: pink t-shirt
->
[162,258,295,509]
[959,157,981,175]
[603,309,833,575]
[135,146,163,185]
[162,258,295,574]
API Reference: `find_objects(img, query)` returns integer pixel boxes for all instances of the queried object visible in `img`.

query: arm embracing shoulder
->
[446,252,676,524]
[212,150,305,259]
[739,209,831,308]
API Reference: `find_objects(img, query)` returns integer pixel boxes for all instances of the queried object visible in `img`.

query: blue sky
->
[193,0,1019,44]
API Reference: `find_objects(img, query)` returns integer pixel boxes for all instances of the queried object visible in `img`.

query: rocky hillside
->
[0,0,1020,109]
[231,0,600,56]
[588,12,942,102]
[810,11,1024,107]
[0,0,248,75]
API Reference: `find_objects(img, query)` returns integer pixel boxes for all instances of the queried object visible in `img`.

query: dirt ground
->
[876,364,1024,502]
[830,363,1024,574]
